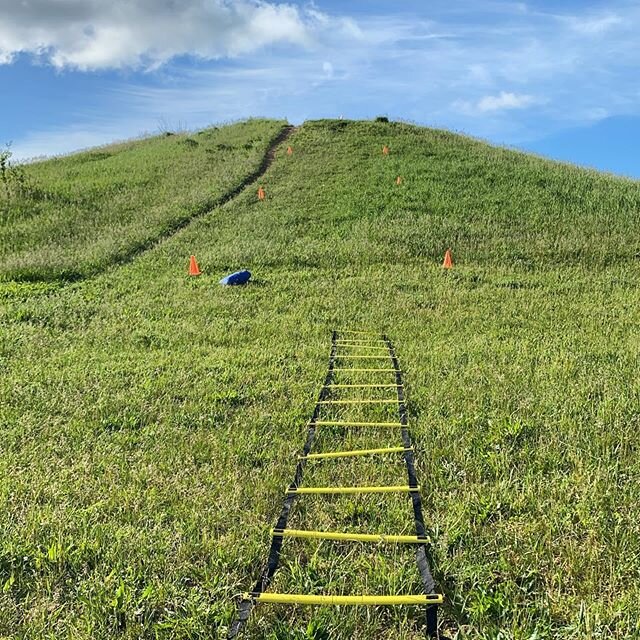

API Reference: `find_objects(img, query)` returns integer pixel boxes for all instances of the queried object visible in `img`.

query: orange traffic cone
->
[396,176,402,185]
[189,255,201,276]
[382,145,389,155]
[257,186,265,200]
[442,249,453,269]
[286,145,293,155]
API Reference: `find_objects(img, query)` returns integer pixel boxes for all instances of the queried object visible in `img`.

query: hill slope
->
[1,119,640,639]
[0,119,287,282]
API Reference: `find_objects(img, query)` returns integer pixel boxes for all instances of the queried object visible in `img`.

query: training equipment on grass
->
[188,255,201,276]
[271,529,427,544]
[396,176,402,185]
[257,186,265,200]
[382,145,389,155]
[250,593,441,606]
[442,249,453,269]
[229,331,441,638]
[219,270,251,286]
[287,145,293,155]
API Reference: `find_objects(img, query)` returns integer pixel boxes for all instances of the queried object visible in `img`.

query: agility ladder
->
[229,330,442,637]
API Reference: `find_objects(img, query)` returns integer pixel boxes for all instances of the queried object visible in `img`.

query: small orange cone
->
[396,176,402,185]
[382,145,389,155]
[286,145,293,155]
[257,186,265,201]
[442,249,453,269]
[189,255,201,276]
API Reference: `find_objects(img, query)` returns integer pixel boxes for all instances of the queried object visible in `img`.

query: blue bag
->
[219,269,251,286]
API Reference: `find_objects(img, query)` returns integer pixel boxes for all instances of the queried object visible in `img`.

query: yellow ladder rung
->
[287,485,419,495]
[315,420,403,428]
[246,592,443,605]
[337,355,389,359]
[335,339,387,345]
[332,368,396,372]
[336,344,388,350]
[272,528,428,543]
[301,446,411,460]
[326,384,399,388]
[338,330,383,336]
[318,399,398,405]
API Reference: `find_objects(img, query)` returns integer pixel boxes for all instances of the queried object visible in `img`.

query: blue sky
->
[1,0,639,178]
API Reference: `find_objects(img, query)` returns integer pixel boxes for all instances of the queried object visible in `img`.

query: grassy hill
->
[1,119,639,639]
[0,119,287,282]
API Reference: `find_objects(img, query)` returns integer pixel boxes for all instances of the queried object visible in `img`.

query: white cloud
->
[477,91,536,112]
[453,92,539,116]
[0,0,341,70]
[583,107,608,121]
[566,14,622,35]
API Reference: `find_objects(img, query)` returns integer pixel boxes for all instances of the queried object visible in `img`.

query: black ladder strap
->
[384,335,438,637]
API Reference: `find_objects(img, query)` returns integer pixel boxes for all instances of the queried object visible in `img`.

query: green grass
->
[1,118,640,639]
[0,119,287,282]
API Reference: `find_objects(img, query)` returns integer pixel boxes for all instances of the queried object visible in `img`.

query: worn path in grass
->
[1,119,640,639]
[0,120,291,283]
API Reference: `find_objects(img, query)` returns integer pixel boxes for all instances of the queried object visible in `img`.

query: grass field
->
[1,119,640,639]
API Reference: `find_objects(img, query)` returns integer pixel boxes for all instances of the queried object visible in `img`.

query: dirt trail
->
[79,123,297,280]
[257,124,296,176]
[210,124,295,206]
